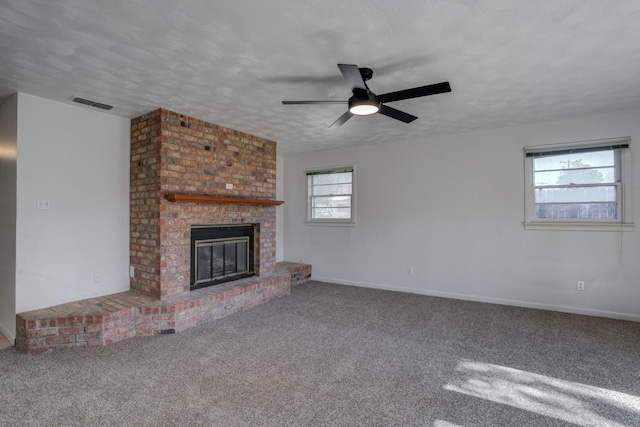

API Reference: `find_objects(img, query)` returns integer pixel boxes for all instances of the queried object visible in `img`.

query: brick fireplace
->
[15,108,311,354]
[130,108,278,299]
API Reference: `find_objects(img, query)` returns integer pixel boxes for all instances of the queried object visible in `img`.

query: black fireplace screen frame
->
[190,224,255,290]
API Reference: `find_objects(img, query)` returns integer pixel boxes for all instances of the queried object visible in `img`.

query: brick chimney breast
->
[130,109,277,299]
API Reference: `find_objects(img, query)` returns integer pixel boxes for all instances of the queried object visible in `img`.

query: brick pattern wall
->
[160,110,276,198]
[130,109,278,299]
[14,311,141,354]
[15,316,105,353]
[167,275,290,333]
[130,110,162,297]
[16,263,310,354]
[276,262,312,286]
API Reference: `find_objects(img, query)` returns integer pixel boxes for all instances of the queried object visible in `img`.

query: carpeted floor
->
[1,281,639,426]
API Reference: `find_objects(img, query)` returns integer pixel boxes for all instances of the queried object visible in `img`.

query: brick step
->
[16,262,311,354]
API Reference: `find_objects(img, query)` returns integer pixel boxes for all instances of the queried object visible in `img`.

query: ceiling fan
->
[282,63,451,128]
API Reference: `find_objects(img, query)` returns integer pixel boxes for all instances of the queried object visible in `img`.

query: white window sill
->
[305,220,356,227]
[524,221,634,231]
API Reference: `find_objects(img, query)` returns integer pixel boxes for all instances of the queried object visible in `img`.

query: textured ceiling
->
[2,1,640,153]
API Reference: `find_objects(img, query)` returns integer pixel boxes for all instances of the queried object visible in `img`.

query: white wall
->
[276,153,284,262]
[15,93,131,313]
[0,95,18,340]
[283,109,640,321]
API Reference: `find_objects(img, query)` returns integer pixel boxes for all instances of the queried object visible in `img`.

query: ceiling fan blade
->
[378,81,451,104]
[338,64,367,91]
[329,111,353,128]
[378,104,417,123]
[282,100,347,105]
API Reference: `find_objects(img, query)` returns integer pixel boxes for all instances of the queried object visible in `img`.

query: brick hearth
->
[16,262,311,354]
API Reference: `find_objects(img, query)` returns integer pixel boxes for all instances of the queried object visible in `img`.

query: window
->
[306,166,355,224]
[524,138,633,230]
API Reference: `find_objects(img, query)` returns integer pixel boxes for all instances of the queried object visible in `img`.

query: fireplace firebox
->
[190,225,255,290]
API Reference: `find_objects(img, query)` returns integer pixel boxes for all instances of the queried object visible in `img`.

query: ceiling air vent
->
[71,96,113,110]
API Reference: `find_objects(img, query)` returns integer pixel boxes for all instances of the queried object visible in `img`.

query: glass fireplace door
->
[195,237,250,285]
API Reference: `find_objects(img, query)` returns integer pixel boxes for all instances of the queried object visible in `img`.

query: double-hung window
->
[524,138,632,230]
[306,166,355,224]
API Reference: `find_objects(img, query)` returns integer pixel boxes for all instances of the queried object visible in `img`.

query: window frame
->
[524,138,633,231]
[306,165,356,226]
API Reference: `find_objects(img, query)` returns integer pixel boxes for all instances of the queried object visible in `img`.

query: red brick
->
[28,328,57,338]
[57,316,84,326]
[59,327,83,335]
[76,333,101,342]
[36,319,55,328]
[85,324,103,333]
[46,335,76,345]
[136,315,152,323]
[136,322,160,331]
[27,338,47,347]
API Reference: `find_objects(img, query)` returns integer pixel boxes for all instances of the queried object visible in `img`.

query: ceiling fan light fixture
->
[281,63,452,127]
[348,97,380,116]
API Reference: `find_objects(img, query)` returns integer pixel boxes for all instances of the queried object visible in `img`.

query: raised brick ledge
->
[16,262,311,354]
[275,262,312,287]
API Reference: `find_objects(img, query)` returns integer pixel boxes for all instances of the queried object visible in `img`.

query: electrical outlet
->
[577,281,585,291]
[226,183,233,190]
[129,266,135,278]
[93,272,102,283]
[407,267,414,276]
[36,198,51,210]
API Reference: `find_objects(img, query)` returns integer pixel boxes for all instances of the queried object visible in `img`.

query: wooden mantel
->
[163,193,284,206]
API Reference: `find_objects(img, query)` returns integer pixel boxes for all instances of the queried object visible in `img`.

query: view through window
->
[524,139,631,229]
[306,167,354,223]
[533,149,619,220]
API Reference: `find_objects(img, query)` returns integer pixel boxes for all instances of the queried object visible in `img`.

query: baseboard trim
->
[312,276,640,323]
[0,321,16,343]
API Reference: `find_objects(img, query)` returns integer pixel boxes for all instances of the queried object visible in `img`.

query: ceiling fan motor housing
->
[349,90,380,115]
[358,67,374,81]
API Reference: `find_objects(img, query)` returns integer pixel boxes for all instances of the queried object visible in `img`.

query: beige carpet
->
[1,281,639,426]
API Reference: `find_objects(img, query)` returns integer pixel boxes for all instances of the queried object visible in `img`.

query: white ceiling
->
[2,1,640,153]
